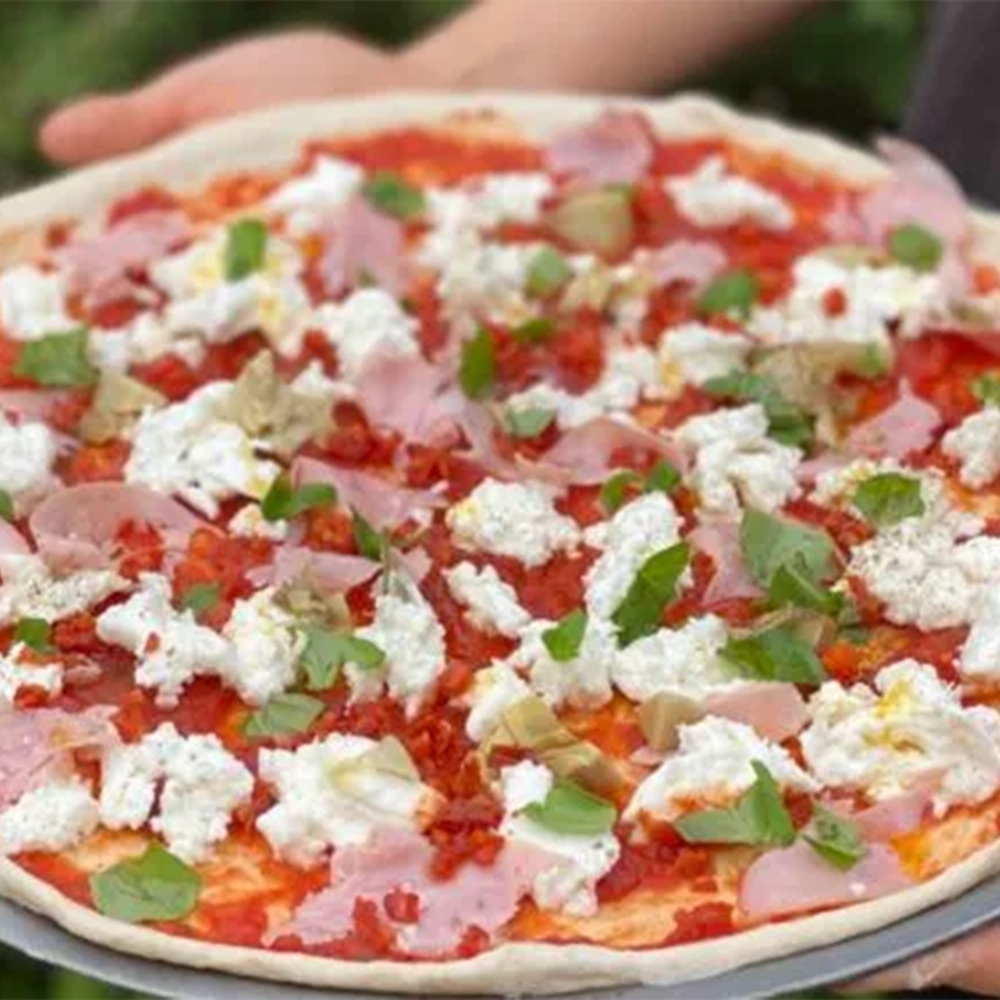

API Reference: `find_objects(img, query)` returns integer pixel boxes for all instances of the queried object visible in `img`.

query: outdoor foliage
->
[0,1,928,997]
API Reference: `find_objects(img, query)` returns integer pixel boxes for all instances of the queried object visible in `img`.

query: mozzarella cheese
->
[108,311,207,369]
[802,660,1000,813]
[0,554,127,626]
[228,503,289,542]
[658,322,752,390]
[0,412,57,498]
[942,407,1000,490]
[95,573,231,707]
[961,589,1000,682]
[0,265,73,341]
[666,157,794,231]
[464,662,532,742]
[266,156,365,236]
[0,643,62,705]
[443,562,530,639]
[257,733,431,867]
[0,777,99,855]
[447,478,580,568]
[674,403,802,515]
[624,716,816,822]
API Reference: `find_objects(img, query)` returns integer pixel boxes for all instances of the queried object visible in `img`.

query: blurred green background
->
[0,0,930,997]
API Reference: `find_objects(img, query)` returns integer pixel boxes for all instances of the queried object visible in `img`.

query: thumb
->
[39,86,183,166]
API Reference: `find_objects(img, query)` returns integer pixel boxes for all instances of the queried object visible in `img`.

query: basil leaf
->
[740,509,838,588]
[352,510,388,561]
[542,609,588,662]
[805,804,868,871]
[90,844,201,923]
[244,692,325,739]
[526,247,573,297]
[224,218,268,281]
[767,556,845,617]
[505,407,555,439]
[600,471,642,514]
[0,490,14,523]
[459,327,496,400]
[300,625,385,690]
[674,761,795,847]
[721,626,827,685]
[13,617,53,654]
[261,473,337,522]
[362,171,425,219]
[510,317,556,344]
[178,582,220,618]
[523,779,616,835]
[703,370,814,449]
[972,373,1000,409]
[611,542,689,647]
[644,460,682,495]
[697,270,759,319]
[14,328,96,387]
[853,472,925,528]
[888,223,943,273]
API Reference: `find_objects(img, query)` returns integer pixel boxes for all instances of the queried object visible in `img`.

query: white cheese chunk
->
[227,503,288,542]
[802,660,1000,813]
[443,562,530,638]
[447,478,580,568]
[0,412,57,498]
[0,554,127,626]
[942,407,1000,490]
[0,265,73,341]
[658,322,752,389]
[464,662,532,742]
[113,311,207,369]
[0,643,62,705]
[266,156,365,236]
[961,589,1000,682]
[0,777,99,856]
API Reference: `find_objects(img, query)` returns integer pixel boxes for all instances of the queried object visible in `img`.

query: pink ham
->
[796,451,854,484]
[292,457,444,529]
[837,788,933,842]
[845,382,942,460]
[0,521,30,558]
[394,546,433,585]
[0,705,117,810]
[57,211,189,309]
[247,547,378,591]
[706,683,808,743]
[29,483,206,572]
[545,111,654,185]
[0,390,73,424]
[267,828,557,956]
[688,519,762,603]
[320,196,406,297]
[739,840,912,921]
[645,240,728,289]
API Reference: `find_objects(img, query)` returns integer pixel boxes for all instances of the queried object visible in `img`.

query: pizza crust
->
[2,91,1000,994]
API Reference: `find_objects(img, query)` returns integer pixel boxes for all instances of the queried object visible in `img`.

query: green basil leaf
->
[703,370,814,449]
[740,509,838,588]
[611,542,689,647]
[362,171,426,219]
[14,328,96,387]
[767,556,845,616]
[972,373,1000,409]
[644,460,682,495]
[721,626,827,685]
[13,617,53,654]
[300,625,386,690]
[541,609,588,662]
[526,247,573,297]
[853,472,925,528]
[90,844,201,923]
[523,779,617,835]
[804,804,868,871]
[244,692,325,739]
[674,761,796,847]
[224,218,268,281]
[352,510,388,561]
[178,582,220,618]
[697,270,759,319]
[0,490,14,523]
[599,471,641,514]
[505,407,555,439]
[510,317,556,344]
[261,473,337,522]
[888,223,943,273]
[459,327,496,400]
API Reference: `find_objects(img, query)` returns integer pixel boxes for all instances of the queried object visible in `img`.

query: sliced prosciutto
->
[739,840,912,921]
[0,520,30,558]
[845,382,942,460]
[29,483,206,572]
[0,390,73,424]
[705,683,808,744]
[643,240,728,289]
[688,519,762,604]
[292,457,444,530]
[247,547,378,591]
[545,111,654,185]
[319,196,406,297]
[842,788,932,842]
[266,828,556,955]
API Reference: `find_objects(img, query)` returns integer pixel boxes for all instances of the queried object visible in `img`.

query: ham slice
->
[247,547,378,591]
[394,546,433,585]
[57,211,189,309]
[644,240,728,289]
[835,788,933,842]
[267,828,556,956]
[0,705,117,810]
[688,519,762,604]
[706,683,808,743]
[845,382,942,460]
[0,521,30,558]
[320,196,406,297]
[0,390,73,424]
[29,483,206,572]
[292,457,444,529]
[545,111,654,185]
[739,840,912,921]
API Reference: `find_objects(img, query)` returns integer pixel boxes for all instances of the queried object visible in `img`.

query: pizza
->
[2,95,1000,996]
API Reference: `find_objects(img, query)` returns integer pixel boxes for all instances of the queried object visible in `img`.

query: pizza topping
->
[90,843,201,924]
[547,188,634,259]
[640,239,728,290]
[0,265,73,342]
[0,643,62,705]
[0,411,57,503]
[845,381,943,460]
[320,194,407,298]
[942,405,1000,489]
[15,327,97,388]
[443,562,530,639]
[260,473,336,524]
[0,554,127,626]
[704,682,809,744]
[267,155,365,236]
[545,110,653,185]
[851,471,925,528]
[659,323,752,391]
[689,518,763,603]
[0,776,99,856]
[464,663,532,743]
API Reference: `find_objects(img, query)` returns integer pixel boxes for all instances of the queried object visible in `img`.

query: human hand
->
[39,30,441,166]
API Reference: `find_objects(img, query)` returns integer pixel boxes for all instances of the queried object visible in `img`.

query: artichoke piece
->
[327,736,422,788]
[814,244,887,269]
[274,581,350,629]
[79,371,166,444]
[730,606,838,652]
[547,189,634,259]
[639,693,705,753]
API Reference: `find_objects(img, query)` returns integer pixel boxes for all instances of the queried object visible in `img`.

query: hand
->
[843,923,1000,995]
[39,30,440,166]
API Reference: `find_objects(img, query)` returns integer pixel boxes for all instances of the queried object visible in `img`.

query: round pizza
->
[2,94,1000,995]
